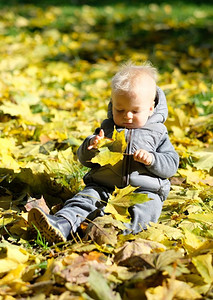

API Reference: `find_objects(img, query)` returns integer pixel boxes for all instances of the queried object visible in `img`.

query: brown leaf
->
[87,222,118,246]
[114,238,166,265]
[170,176,186,185]
[116,254,156,269]
[25,196,50,214]
[85,215,125,246]
[53,253,108,285]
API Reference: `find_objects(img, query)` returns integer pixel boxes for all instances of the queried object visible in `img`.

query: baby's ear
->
[149,103,155,116]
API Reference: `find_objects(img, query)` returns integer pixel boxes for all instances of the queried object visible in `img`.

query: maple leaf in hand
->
[91,128,127,166]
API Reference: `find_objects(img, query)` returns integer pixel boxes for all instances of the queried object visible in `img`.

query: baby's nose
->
[125,111,133,119]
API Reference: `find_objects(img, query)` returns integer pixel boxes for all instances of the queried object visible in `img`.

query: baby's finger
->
[88,137,98,150]
[143,152,148,160]
[134,151,142,161]
[88,131,104,150]
[99,129,104,138]
[144,153,152,165]
[133,151,138,160]
[87,143,95,150]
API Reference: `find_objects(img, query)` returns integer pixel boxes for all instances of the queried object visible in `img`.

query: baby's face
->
[112,78,155,129]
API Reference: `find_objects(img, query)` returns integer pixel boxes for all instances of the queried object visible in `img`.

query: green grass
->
[32,224,50,250]
[192,92,213,116]
[0,0,212,7]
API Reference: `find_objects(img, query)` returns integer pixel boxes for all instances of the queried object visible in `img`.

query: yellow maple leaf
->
[91,147,124,166]
[0,241,29,274]
[91,128,127,166]
[0,138,21,171]
[111,128,127,153]
[109,185,149,207]
[0,264,27,285]
[188,213,213,224]
[105,185,150,223]
[139,226,167,243]
[146,279,201,300]
[182,228,213,255]
[104,202,130,223]
[96,137,114,149]
[178,166,213,186]
[192,254,213,284]
[0,101,44,124]
[193,149,213,172]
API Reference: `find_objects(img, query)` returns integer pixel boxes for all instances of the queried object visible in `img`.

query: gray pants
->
[55,184,163,234]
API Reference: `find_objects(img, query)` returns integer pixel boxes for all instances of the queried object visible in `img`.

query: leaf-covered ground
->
[0,1,213,299]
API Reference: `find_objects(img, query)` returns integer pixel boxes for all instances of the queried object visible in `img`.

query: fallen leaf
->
[108,186,150,207]
[193,150,213,172]
[36,258,55,282]
[25,196,50,214]
[178,166,213,186]
[192,254,213,284]
[105,186,150,223]
[154,249,183,270]
[146,222,184,240]
[85,215,125,246]
[0,241,29,274]
[88,267,122,300]
[114,238,166,264]
[87,221,118,246]
[182,228,213,254]
[146,279,201,300]
[0,101,44,124]
[188,212,213,224]
[53,253,108,285]
[0,264,27,285]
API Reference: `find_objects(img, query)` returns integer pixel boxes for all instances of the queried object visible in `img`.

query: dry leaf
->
[25,196,50,214]
[114,238,166,264]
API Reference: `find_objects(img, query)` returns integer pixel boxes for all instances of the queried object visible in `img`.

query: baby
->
[28,62,179,244]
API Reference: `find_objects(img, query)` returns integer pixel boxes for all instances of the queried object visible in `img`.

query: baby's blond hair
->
[111,61,158,93]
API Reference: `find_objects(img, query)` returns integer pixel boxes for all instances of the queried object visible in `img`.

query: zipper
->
[123,129,133,186]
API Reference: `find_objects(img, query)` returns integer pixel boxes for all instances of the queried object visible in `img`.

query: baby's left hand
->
[133,149,153,165]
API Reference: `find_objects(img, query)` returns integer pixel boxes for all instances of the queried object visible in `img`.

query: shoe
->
[28,207,67,244]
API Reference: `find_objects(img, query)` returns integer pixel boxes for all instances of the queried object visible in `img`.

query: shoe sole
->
[28,207,67,244]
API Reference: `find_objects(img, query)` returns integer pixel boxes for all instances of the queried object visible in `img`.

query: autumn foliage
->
[0,1,213,299]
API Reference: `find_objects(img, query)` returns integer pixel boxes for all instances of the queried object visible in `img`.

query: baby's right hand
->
[88,129,105,150]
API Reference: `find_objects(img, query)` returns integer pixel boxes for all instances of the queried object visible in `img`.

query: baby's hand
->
[133,149,153,165]
[88,129,105,150]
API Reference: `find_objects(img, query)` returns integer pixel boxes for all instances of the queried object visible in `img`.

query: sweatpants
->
[55,183,163,235]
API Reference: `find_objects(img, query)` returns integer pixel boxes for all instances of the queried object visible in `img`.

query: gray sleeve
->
[147,132,179,178]
[77,135,99,168]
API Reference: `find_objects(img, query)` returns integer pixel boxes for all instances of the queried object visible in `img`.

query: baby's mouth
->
[123,122,133,128]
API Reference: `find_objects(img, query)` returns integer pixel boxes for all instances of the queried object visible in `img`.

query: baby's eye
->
[116,109,124,113]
